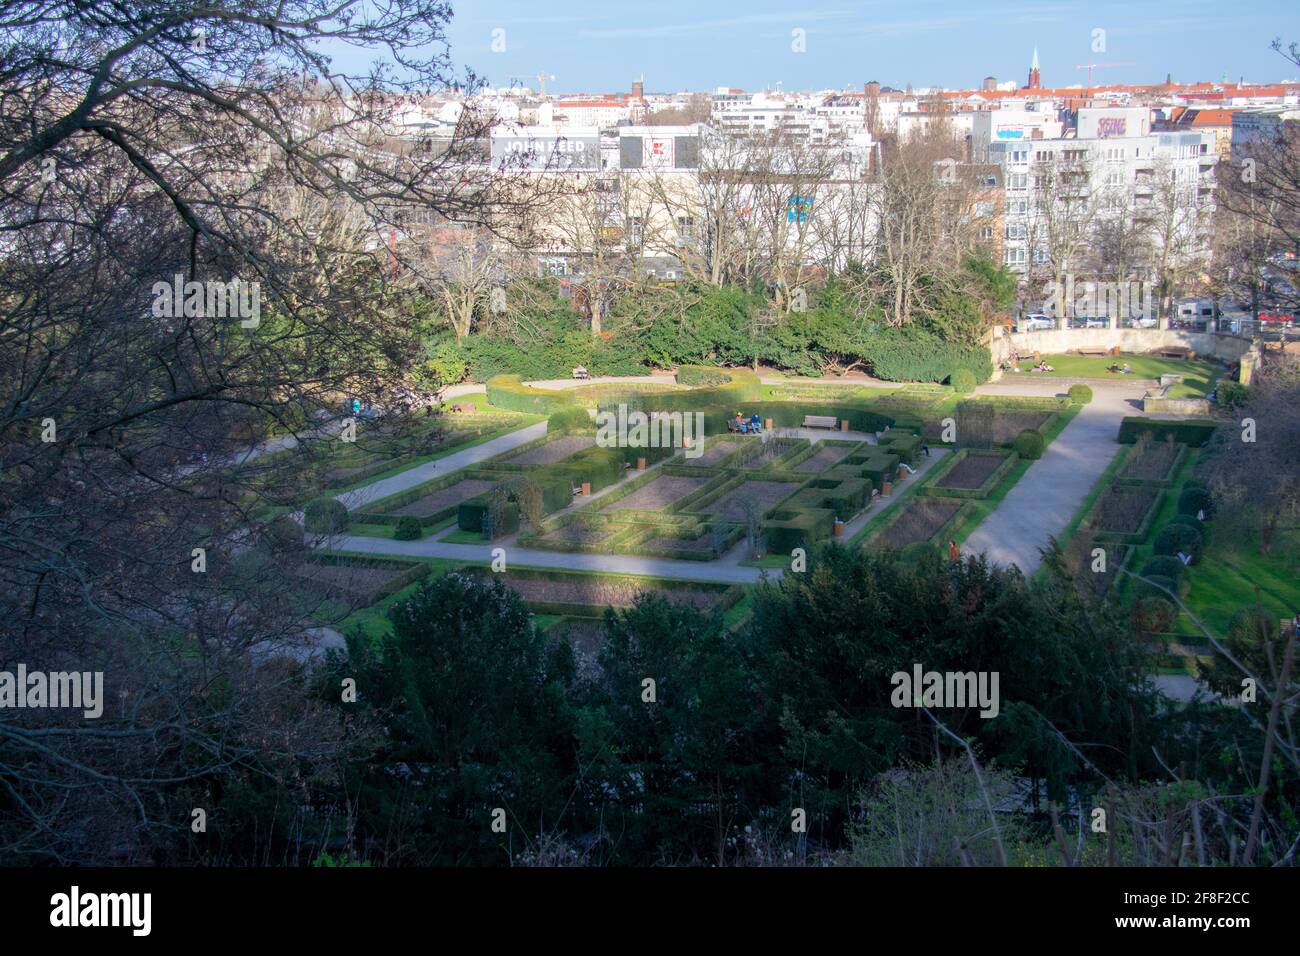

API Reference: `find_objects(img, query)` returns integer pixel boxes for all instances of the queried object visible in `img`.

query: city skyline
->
[420,0,1300,94]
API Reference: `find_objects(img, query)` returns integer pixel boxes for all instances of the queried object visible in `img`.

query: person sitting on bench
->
[749,413,762,433]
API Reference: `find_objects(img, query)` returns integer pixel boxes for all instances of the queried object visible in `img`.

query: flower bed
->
[599,474,711,512]
[499,434,596,466]
[921,448,1018,500]
[1089,484,1164,543]
[1118,439,1187,486]
[871,498,967,550]
[692,479,803,521]
[793,441,863,473]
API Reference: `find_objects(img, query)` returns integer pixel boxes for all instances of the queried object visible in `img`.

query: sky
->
[414,0,1300,94]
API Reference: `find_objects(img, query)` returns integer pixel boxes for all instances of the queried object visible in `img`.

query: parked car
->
[1018,313,1055,332]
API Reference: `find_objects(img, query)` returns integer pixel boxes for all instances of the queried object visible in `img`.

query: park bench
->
[1156,347,1195,360]
[571,367,590,380]
[802,415,838,430]
[1075,347,1109,356]
[1012,350,1039,362]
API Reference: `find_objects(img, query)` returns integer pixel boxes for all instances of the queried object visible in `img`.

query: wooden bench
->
[802,415,838,430]
[1156,347,1194,360]
[1076,347,1109,356]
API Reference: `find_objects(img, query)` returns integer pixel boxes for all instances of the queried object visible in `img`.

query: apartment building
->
[989,128,1216,279]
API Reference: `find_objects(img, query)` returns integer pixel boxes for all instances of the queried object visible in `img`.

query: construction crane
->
[1075,62,1136,90]
[508,72,556,97]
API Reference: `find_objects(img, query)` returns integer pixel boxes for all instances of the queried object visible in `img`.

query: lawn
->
[1012,354,1220,397]
[1178,529,1300,638]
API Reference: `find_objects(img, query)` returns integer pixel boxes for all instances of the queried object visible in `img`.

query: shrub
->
[550,445,625,493]
[1117,417,1217,447]
[949,368,976,394]
[261,514,304,551]
[1068,384,1093,405]
[1142,554,1188,583]
[547,406,592,435]
[1164,513,1204,535]
[1216,380,1248,407]
[393,516,423,540]
[1177,486,1213,519]
[1153,523,1203,563]
[1137,574,1184,603]
[1132,594,1177,633]
[675,366,729,387]
[303,497,349,534]
[1014,428,1045,460]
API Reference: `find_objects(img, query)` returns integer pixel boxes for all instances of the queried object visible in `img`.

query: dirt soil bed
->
[989,412,1052,445]
[935,452,1008,489]
[388,479,498,517]
[637,532,714,551]
[539,521,615,545]
[500,574,725,610]
[878,499,961,549]
[601,474,710,512]
[1121,441,1181,481]
[739,442,800,470]
[795,443,858,473]
[295,563,406,596]
[1092,485,1160,534]
[679,441,742,466]
[503,434,595,466]
[697,480,802,521]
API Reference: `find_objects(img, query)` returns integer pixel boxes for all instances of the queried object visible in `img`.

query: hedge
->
[1177,486,1214,518]
[547,406,592,435]
[949,368,977,394]
[1117,417,1218,447]
[1142,554,1188,583]
[393,516,423,540]
[640,367,763,413]
[877,432,922,464]
[1153,523,1203,564]
[486,374,578,414]
[764,507,835,553]
[548,445,626,493]
[457,497,520,539]
[675,366,730,387]
[1068,384,1093,405]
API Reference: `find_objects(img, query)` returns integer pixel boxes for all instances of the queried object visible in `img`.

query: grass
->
[1017,354,1220,398]
[1178,529,1300,638]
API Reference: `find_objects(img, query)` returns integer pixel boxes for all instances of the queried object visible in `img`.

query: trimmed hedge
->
[949,368,977,394]
[1153,523,1203,564]
[1014,428,1045,460]
[458,497,520,539]
[1117,417,1218,447]
[486,374,578,414]
[547,406,592,435]
[1141,554,1188,583]
[1068,384,1093,405]
[393,516,423,540]
[304,497,349,534]
[764,507,835,553]
[550,445,626,493]
[1177,486,1214,519]
[675,366,730,387]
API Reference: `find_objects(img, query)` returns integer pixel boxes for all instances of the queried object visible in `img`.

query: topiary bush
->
[1068,384,1093,405]
[949,368,976,394]
[1142,554,1187,581]
[1177,485,1213,519]
[1014,428,1045,460]
[1164,513,1204,536]
[303,497,349,534]
[262,514,304,551]
[1153,523,1203,563]
[547,406,592,435]
[1132,594,1177,633]
[393,516,423,540]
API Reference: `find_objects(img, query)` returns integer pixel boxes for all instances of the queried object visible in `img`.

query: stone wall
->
[990,328,1256,366]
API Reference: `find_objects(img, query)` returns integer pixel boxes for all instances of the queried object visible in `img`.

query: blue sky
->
[415,0,1300,93]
